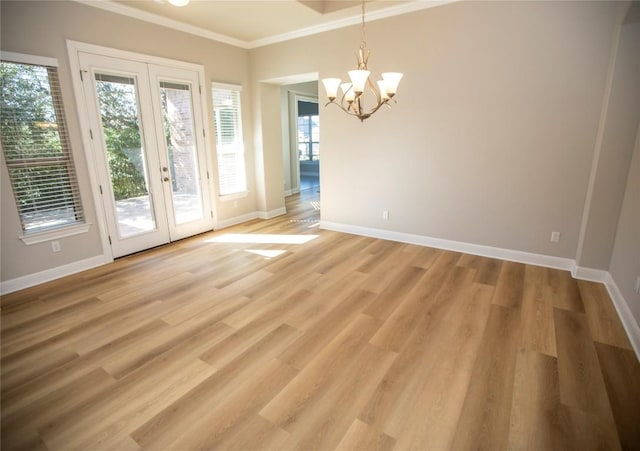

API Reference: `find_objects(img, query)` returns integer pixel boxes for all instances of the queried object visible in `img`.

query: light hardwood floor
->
[2,189,639,450]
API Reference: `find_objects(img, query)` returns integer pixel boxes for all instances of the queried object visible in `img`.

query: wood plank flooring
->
[2,189,639,450]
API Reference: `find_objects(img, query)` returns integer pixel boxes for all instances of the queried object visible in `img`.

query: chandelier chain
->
[360,0,366,49]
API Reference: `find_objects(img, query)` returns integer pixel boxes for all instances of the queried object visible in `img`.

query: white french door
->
[79,52,213,257]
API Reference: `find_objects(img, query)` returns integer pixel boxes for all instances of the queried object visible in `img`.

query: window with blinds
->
[0,58,85,234]
[212,83,247,196]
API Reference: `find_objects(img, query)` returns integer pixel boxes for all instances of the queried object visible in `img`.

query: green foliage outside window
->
[1,61,84,231]
[95,79,148,201]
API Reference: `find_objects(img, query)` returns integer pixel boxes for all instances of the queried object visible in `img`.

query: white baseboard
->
[215,211,260,230]
[320,221,574,271]
[257,207,287,219]
[604,273,640,360]
[0,254,112,295]
[572,265,608,282]
[564,267,640,360]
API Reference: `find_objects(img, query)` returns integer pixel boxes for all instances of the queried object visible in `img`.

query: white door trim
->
[67,40,215,259]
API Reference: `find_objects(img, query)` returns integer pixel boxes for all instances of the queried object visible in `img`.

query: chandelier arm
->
[335,89,356,113]
[325,95,391,122]
[348,86,363,114]
[364,98,389,116]
[355,94,364,117]
[366,75,381,106]
[326,101,371,121]
[344,94,356,113]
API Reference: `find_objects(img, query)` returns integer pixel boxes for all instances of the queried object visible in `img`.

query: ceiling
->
[81,0,452,48]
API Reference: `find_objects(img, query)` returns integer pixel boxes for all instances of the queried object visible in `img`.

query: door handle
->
[163,177,170,182]
[162,167,168,172]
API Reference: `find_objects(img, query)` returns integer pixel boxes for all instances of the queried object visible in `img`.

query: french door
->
[79,52,213,257]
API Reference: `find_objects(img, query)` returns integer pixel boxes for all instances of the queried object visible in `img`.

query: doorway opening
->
[274,78,318,199]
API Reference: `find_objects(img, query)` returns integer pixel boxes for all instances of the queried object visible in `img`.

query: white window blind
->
[1,58,85,233]
[212,83,246,196]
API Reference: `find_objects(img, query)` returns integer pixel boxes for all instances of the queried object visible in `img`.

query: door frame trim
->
[290,93,318,193]
[66,40,215,260]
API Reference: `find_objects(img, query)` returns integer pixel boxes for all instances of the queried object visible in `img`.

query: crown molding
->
[74,0,456,50]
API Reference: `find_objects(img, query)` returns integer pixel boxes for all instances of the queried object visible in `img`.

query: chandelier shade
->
[348,70,371,93]
[321,0,403,122]
[381,72,403,95]
[322,78,342,101]
[377,80,390,100]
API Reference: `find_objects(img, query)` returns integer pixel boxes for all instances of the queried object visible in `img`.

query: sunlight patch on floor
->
[207,233,318,245]
[245,249,287,259]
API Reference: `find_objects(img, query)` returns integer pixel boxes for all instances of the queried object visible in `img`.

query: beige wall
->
[0,0,254,282]
[252,82,285,213]
[610,122,640,327]
[608,17,640,329]
[576,15,640,270]
[250,1,618,259]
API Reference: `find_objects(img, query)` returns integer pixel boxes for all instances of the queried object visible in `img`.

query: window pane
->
[95,72,156,238]
[212,85,246,196]
[218,109,236,146]
[298,116,311,143]
[159,80,204,225]
[299,144,310,161]
[311,115,320,142]
[0,60,84,233]
[297,114,320,161]
[8,165,80,231]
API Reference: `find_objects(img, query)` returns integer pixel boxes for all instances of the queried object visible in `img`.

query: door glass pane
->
[297,116,310,161]
[159,81,204,225]
[95,73,156,238]
[311,115,320,142]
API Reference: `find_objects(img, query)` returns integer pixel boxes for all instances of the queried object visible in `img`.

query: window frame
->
[211,82,247,199]
[1,51,90,244]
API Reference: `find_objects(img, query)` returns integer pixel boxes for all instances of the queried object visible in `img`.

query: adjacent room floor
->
[299,174,319,192]
[2,188,639,450]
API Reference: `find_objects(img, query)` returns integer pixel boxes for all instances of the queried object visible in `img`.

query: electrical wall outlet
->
[550,231,561,243]
[383,210,389,220]
[51,241,61,253]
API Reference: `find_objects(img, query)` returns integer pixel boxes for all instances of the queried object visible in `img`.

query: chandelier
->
[321,0,403,122]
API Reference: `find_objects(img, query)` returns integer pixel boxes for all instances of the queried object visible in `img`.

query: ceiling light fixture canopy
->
[321,0,403,122]
[168,0,190,7]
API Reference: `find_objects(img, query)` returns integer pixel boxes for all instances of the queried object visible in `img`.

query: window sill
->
[219,191,248,202]
[20,223,92,245]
